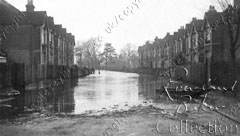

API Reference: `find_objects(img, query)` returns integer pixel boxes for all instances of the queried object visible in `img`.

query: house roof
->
[0,0,25,25]
[191,18,204,31]
[67,33,72,42]
[47,16,54,30]
[138,46,143,52]
[54,25,62,35]
[22,11,47,26]
[153,36,160,45]
[204,6,221,26]
[185,23,192,33]
[158,39,165,48]
[143,41,151,48]
[71,35,75,45]
[177,28,186,39]
[163,33,170,41]
[173,32,178,41]
[62,28,67,38]
[164,33,174,44]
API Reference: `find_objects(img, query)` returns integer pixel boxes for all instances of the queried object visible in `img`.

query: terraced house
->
[0,0,75,85]
[0,0,24,62]
[138,1,240,87]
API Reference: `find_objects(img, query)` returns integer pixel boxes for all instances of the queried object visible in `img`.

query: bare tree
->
[120,43,138,69]
[217,0,231,9]
[101,43,117,70]
[75,45,83,67]
[75,37,102,68]
[217,1,240,61]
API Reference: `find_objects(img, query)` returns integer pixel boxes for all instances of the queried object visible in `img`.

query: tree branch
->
[217,0,230,10]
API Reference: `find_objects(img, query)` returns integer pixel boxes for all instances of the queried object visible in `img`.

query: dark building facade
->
[138,2,240,87]
[0,0,75,84]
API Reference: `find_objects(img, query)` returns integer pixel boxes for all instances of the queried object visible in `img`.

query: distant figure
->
[99,71,100,74]
[91,68,95,74]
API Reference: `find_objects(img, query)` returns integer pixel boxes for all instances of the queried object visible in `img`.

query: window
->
[179,41,182,52]
[195,34,198,48]
[49,32,52,42]
[205,28,211,44]
[41,29,44,44]
[192,35,196,49]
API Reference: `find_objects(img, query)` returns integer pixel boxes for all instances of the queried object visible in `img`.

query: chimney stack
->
[209,5,215,11]
[192,17,197,21]
[26,0,35,12]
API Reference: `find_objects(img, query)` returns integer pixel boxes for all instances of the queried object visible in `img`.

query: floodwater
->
[23,70,164,115]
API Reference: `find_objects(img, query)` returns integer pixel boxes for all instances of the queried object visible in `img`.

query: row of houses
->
[0,0,75,85]
[138,1,240,86]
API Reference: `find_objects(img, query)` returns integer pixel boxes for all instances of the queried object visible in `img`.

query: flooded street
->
[2,71,240,136]
[23,70,163,115]
[66,70,164,114]
[72,70,168,114]
[73,70,140,114]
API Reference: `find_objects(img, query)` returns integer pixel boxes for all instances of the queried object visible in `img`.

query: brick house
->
[47,16,55,65]
[202,4,240,86]
[177,27,185,54]
[54,25,62,65]
[158,39,165,70]
[184,23,193,63]
[163,33,173,70]
[1,0,75,84]
[138,41,152,70]
[66,33,75,66]
[152,37,159,69]
[138,2,240,86]
[0,0,25,63]
[190,18,204,64]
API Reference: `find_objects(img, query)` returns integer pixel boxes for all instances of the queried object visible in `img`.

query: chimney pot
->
[26,0,35,12]
[209,5,215,10]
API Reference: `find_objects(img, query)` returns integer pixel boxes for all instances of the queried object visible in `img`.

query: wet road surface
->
[23,70,163,115]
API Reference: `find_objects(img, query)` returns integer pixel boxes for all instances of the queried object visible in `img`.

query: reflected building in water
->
[23,80,77,114]
[9,71,172,116]
[138,74,168,102]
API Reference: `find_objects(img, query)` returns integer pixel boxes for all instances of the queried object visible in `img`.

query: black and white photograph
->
[1,0,240,135]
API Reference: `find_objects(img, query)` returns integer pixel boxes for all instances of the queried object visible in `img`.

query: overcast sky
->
[7,0,227,52]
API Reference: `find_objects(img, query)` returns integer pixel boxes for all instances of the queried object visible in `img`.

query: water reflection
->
[138,75,168,103]
[73,71,139,114]
[21,71,165,115]
[24,80,77,114]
